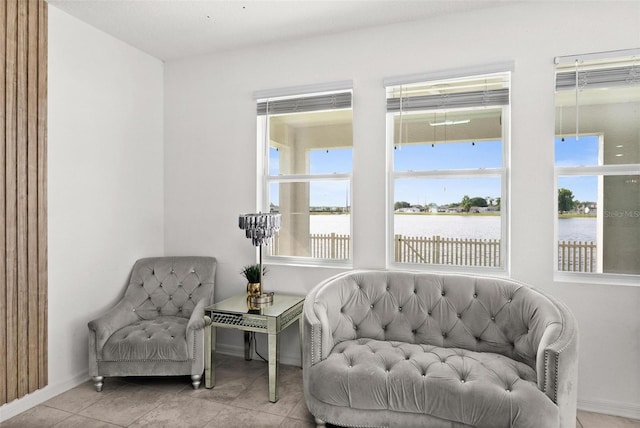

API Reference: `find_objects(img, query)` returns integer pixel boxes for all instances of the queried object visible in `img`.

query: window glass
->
[309,148,352,174]
[557,175,598,272]
[394,177,502,266]
[268,109,352,175]
[394,177,502,216]
[394,109,503,171]
[554,135,599,166]
[267,180,350,259]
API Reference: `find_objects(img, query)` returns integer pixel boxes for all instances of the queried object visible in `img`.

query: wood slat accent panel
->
[1,0,47,405]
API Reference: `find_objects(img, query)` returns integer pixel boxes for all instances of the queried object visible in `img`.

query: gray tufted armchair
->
[88,256,216,391]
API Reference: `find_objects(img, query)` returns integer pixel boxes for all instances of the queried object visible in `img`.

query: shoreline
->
[308,212,596,219]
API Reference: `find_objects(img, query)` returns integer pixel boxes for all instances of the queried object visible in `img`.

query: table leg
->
[268,332,280,402]
[244,331,254,360]
[298,318,303,368]
[205,322,216,389]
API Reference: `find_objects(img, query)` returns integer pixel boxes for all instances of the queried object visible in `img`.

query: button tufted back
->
[123,257,216,320]
[312,270,562,370]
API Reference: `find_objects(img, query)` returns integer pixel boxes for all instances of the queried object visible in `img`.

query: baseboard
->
[0,371,90,422]
[215,342,302,367]
[579,398,640,420]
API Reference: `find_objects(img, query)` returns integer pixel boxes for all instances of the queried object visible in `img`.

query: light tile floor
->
[3,353,639,428]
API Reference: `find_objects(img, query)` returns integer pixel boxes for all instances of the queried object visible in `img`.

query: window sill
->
[263,255,352,270]
[554,271,639,287]
[388,262,509,277]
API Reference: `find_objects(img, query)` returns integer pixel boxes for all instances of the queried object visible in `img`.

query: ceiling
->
[47,0,507,62]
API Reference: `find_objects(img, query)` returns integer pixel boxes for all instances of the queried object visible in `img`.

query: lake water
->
[310,214,596,242]
[557,217,597,242]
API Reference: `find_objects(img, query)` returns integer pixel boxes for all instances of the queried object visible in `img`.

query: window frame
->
[256,85,354,267]
[385,73,511,274]
[553,50,640,285]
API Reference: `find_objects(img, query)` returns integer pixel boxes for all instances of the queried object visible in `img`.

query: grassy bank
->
[394,212,500,216]
[558,213,597,219]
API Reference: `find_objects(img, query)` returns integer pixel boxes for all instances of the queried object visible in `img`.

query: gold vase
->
[247,282,261,297]
[246,295,259,311]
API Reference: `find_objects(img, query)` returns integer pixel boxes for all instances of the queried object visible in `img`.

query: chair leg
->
[314,417,327,427]
[191,374,202,389]
[92,376,104,392]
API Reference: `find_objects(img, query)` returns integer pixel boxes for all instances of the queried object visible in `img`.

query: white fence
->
[557,240,597,272]
[394,235,501,267]
[271,233,597,272]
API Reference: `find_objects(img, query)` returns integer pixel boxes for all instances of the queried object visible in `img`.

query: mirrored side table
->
[204,293,305,402]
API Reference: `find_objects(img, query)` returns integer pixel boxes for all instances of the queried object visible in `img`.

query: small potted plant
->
[241,264,267,297]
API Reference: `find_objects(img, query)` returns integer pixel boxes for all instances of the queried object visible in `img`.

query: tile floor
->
[3,353,639,428]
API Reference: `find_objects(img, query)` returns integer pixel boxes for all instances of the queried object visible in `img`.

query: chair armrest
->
[536,300,579,428]
[187,298,208,332]
[186,298,209,361]
[88,299,139,356]
[303,288,335,368]
[303,302,323,368]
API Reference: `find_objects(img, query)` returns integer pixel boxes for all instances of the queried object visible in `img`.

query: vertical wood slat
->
[1,0,47,405]
[6,0,19,404]
[37,0,48,389]
[27,0,39,393]
[0,0,7,408]
[17,0,29,398]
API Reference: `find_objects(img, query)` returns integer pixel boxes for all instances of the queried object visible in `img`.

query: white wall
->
[0,6,164,421]
[164,1,640,419]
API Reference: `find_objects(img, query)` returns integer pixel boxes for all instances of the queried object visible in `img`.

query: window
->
[386,71,510,270]
[257,86,353,263]
[554,50,640,278]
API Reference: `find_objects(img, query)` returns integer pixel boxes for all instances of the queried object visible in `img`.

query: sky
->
[555,135,599,203]
[268,134,599,207]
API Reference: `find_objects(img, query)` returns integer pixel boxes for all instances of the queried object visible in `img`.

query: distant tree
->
[461,195,472,213]
[469,197,488,208]
[394,201,411,211]
[495,197,501,209]
[558,188,575,213]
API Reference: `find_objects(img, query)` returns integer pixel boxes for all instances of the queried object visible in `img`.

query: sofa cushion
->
[308,338,558,427]
[102,317,189,362]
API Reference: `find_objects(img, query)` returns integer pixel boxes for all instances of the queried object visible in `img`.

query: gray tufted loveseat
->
[88,256,216,391]
[303,270,578,428]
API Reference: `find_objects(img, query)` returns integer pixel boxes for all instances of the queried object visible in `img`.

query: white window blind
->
[556,64,640,91]
[257,91,352,115]
[555,48,640,91]
[386,72,510,113]
[387,88,509,112]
